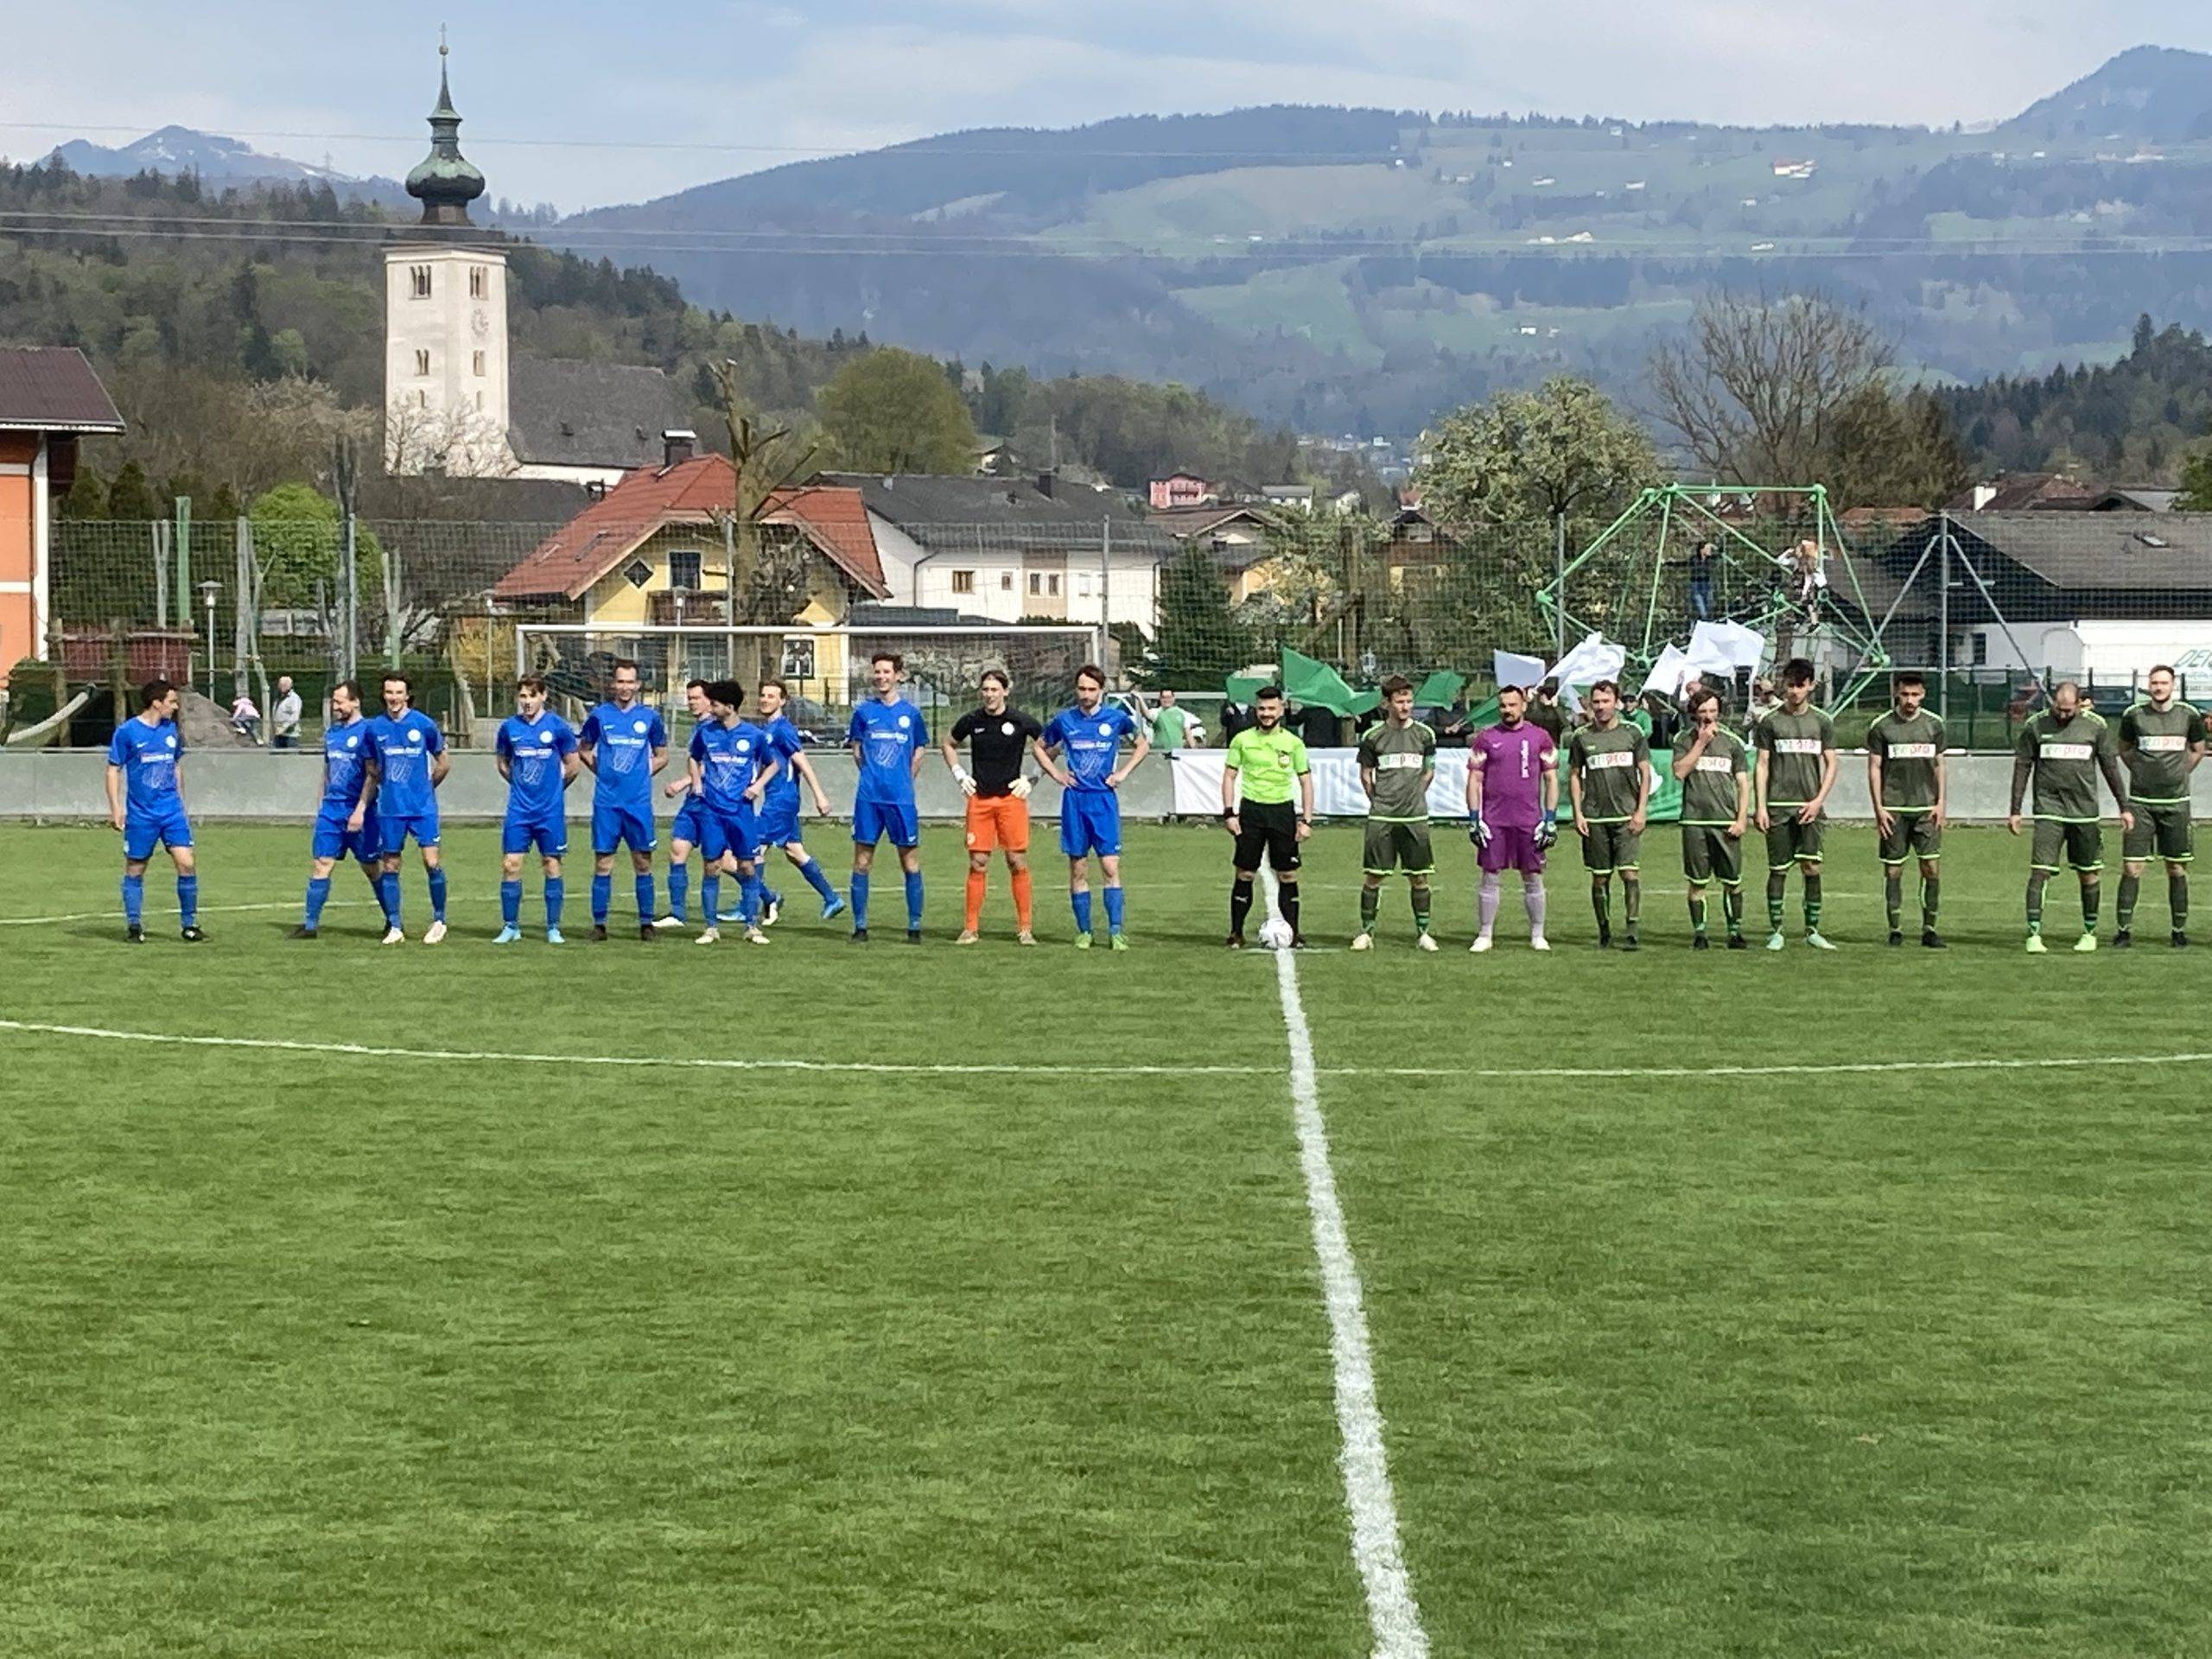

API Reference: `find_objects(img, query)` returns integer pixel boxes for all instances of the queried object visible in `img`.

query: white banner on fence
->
[1168,749,1476,820]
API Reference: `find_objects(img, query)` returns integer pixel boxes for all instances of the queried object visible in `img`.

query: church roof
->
[405,45,486,226]
[507,359,679,471]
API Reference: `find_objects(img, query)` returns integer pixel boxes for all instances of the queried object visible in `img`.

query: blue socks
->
[633,874,654,924]
[122,873,144,928]
[743,871,767,925]
[1072,888,1094,935]
[426,868,448,924]
[905,870,924,930]
[591,874,611,925]
[1103,884,1125,935]
[702,871,721,924]
[851,870,870,929]
[798,855,836,901]
[379,871,401,928]
[667,861,690,921]
[545,876,563,931]
[304,875,331,929]
[175,875,198,929]
[501,880,522,927]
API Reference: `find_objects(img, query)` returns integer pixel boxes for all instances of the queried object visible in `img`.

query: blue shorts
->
[702,804,758,864]
[754,795,801,849]
[502,815,568,858]
[852,798,919,849]
[379,810,440,855]
[592,800,656,855]
[671,796,706,849]
[1059,790,1122,859]
[124,802,193,862]
[311,809,381,865]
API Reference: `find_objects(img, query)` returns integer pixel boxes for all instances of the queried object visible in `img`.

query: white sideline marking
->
[1268,876,1431,1658]
[0,899,372,927]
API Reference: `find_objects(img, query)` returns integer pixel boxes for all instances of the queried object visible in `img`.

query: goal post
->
[512,620,1110,730]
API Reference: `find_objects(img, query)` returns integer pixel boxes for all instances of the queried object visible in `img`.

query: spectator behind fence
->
[1688,540,1716,622]
[271,676,302,749]
[1527,678,1567,743]
[230,687,263,745]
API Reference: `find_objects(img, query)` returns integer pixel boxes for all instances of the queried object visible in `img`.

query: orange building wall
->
[1,432,42,678]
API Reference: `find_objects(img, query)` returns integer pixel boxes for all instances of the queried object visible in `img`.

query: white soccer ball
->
[1258,916,1295,950]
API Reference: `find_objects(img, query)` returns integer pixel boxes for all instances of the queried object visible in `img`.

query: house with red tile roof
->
[1,347,124,684]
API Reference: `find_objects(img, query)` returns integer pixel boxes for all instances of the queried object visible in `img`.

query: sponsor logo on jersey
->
[1695,754,1734,772]
[1773,737,1823,753]
[1888,742,1937,759]
[1587,750,1638,769]
[2139,734,2188,752]
[2041,741,2094,761]
[1378,752,1425,770]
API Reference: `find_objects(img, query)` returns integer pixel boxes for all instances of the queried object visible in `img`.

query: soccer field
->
[6,820,2212,1656]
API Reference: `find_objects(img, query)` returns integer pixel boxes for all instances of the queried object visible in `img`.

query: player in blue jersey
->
[494,675,582,944]
[359,671,451,945]
[846,651,930,942]
[578,659,669,942]
[652,679,715,931]
[104,677,203,944]
[748,676,842,925]
[291,678,385,938]
[1038,664,1149,949]
[686,679,781,946]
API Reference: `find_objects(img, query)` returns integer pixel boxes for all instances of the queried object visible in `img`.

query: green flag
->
[1224,648,1380,716]
[1413,671,1463,708]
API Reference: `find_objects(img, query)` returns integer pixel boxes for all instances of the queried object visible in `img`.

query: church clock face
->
[470,308,491,340]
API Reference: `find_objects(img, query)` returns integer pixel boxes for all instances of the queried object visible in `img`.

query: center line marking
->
[1268,877,1431,1657]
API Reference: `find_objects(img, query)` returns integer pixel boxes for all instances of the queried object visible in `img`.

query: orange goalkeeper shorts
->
[964,792,1030,853]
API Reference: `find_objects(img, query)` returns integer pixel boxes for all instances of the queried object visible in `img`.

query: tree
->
[2177,448,2212,512]
[1415,377,1658,527]
[817,347,978,474]
[1144,548,1251,689]
[250,482,385,608]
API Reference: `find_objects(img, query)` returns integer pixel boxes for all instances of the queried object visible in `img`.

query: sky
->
[4,0,2211,213]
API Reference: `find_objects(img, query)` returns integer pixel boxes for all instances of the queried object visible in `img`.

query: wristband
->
[952,765,971,785]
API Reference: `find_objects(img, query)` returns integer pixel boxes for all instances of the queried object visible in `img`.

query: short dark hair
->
[1255,684,1286,702]
[2151,663,2177,679]
[1589,678,1620,698]
[332,678,362,705]
[1497,683,1526,702]
[758,677,788,698]
[1782,658,1815,688]
[137,677,175,710]
[517,675,547,696]
[707,678,745,708]
[979,668,1009,690]
[1687,687,1718,715]
[1892,670,1925,691]
[1381,674,1414,696]
[1075,664,1105,687]
[685,677,710,695]
[382,671,411,694]
[611,659,640,677]
[871,652,903,672]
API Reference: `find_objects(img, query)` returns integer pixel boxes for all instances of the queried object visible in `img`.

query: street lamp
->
[198,580,222,702]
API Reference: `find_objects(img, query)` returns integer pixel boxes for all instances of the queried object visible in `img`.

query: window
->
[1971,632,1988,667]
[950,569,976,594]
[410,264,432,298]
[1048,574,1061,596]
[414,349,430,377]
[474,391,484,411]
[1000,571,1014,591]
[1077,572,1094,598]
[472,350,486,377]
[1027,573,1042,595]
[670,549,702,588]
[415,390,427,408]
[624,558,654,589]
[468,265,487,299]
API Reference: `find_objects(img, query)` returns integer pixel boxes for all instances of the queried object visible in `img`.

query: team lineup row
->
[99,652,2207,954]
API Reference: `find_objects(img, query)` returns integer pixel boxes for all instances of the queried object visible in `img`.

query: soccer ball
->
[1258,916,1295,950]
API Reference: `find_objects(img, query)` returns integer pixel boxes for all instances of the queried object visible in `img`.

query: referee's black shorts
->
[1233,799,1302,874]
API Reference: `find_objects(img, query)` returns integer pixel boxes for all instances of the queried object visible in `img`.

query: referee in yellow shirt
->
[1222,684,1316,947]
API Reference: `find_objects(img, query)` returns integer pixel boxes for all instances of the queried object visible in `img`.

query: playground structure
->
[1539,484,1908,709]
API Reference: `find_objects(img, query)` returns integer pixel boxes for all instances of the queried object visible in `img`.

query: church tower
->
[384,36,510,475]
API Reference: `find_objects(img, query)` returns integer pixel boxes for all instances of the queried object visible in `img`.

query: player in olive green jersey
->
[1865,670,1948,949]
[1566,678,1651,950]
[1353,675,1440,950]
[2115,664,2207,948]
[2009,679,2133,953]
[1752,657,1840,950]
[1669,686,1751,949]
[1222,685,1315,947]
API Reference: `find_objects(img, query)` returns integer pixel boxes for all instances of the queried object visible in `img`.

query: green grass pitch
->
[5,820,2212,1656]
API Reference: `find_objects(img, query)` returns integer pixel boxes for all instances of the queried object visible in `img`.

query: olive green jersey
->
[1356,718,1437,821]
[1670,727,1749,825]
[2017,708,2119,821]
[1567,721,1649,823]
[2119,699,2207,805]
[1755,706,1835,807]
[1866,709,1945,811]
[1224,724,1310,806]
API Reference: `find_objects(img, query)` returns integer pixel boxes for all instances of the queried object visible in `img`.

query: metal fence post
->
[1100,517,1113,676]
[1937,511,1950,728]
[1553,512,1567,664]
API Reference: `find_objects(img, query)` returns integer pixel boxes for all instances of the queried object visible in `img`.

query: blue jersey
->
[498,711,577,820]
[690,719,776,813]
[848,698,927,805]
[320,716,372,812]
[581,702,667,810]
[760,714,805,808]
[362,709,446,817]
[1045,703,1138,791]
[106,715,183,813]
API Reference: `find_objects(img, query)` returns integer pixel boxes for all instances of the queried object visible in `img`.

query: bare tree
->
[1648,292,1893,486]
[705,358,826,689]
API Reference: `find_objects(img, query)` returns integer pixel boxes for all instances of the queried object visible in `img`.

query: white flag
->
[1690,620,1765,672]
[1494,650,1547,694]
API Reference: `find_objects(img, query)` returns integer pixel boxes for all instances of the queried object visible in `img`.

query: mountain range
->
[35,47,2212,442]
